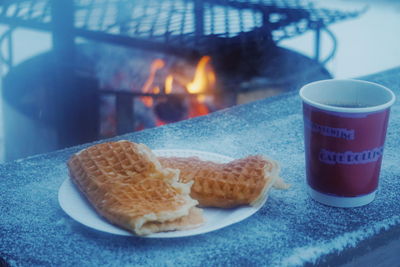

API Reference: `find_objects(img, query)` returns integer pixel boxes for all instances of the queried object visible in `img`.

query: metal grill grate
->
[0,0,366,56]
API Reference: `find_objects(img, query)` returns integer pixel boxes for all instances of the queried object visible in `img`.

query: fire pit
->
[0,0,365,160]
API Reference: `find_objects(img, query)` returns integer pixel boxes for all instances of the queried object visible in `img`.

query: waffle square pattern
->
[67,141,202,236]
[67,140,287,236]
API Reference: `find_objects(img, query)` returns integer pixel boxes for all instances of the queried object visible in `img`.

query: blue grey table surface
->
[1,67,400,267]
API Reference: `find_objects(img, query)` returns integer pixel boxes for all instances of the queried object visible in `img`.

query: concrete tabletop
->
[1,67,400,266]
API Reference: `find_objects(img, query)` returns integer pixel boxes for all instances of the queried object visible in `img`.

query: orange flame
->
[207,68,216,85]
[165,75,173,94]
[186,56,213,94]
[140,59,165,107]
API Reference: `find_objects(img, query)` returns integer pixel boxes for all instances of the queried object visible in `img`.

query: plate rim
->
[58,149,264,238]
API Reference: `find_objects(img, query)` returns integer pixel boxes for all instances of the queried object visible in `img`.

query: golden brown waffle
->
[159,155,286,208]
[67,141,203,236]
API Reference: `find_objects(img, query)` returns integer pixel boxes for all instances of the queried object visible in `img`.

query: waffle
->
[159,155,287,208]
[67,141,203,236]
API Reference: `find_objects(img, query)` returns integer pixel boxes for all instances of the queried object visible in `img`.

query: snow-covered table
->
[1,67,400,266]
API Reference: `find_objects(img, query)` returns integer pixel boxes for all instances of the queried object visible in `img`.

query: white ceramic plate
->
[58,149,266,238]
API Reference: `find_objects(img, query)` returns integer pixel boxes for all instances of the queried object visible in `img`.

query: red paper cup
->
[299,79,395,207]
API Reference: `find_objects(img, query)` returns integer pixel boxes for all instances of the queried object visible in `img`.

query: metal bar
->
[0,26,14,68]
[210,3,215,35]
[261,9,274,42]
[203,0,293,12]
[50,0,75,73]
[116,94,135,135]
[178,0,188,44]
[164,0,174,41]
[224,1,229,37]
[50,0,80,149]
[313,20,322,62]
[320,27,337,65]
[133,4,142,35]
[75,28,195,57]
[148,0,164,39]
[0,16,51,30]
[239,7,244,33]
[0,2,10,16]
[100,90,212,98]
[194,0,204,40]
[7,26,13,67]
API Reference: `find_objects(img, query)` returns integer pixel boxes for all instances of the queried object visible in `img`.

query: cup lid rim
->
[299,79,396,113]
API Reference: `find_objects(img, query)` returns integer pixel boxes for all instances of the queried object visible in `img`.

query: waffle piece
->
[67,141,203,236]
[159,155,287,208]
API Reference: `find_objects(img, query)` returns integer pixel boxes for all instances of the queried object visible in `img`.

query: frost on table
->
[1,68,400,266]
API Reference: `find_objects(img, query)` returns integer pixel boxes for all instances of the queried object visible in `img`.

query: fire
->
[186,56,212,94]
[165,75,174,94]
[140,59,165,107]
[138,55,216,126]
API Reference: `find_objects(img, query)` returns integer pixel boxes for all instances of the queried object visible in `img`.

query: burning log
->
[154,95,188,123]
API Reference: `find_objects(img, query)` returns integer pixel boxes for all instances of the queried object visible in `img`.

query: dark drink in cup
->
[300,79,395,207]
